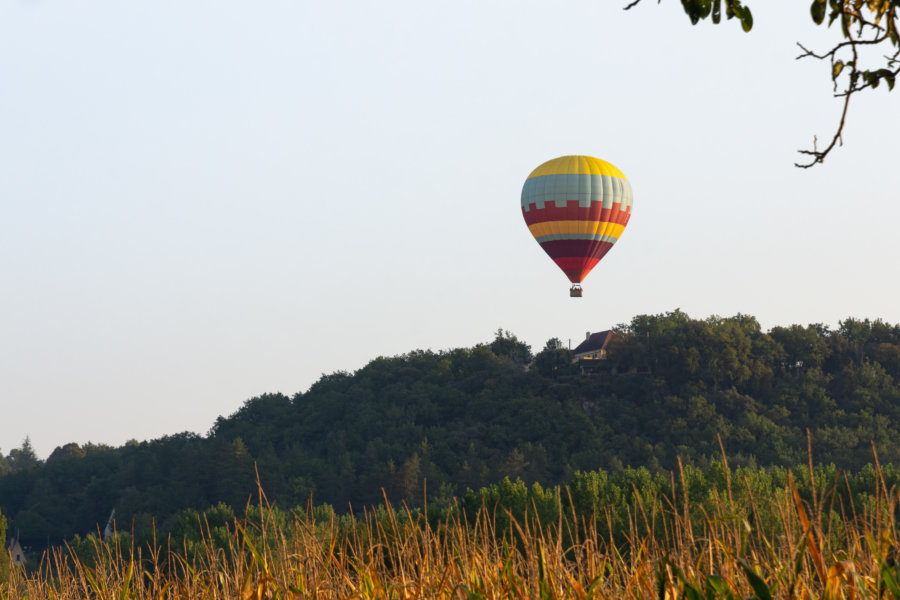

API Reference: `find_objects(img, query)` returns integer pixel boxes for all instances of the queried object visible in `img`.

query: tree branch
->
[795,1,899,166]
[623,0,899,167]
[795,86,852,168]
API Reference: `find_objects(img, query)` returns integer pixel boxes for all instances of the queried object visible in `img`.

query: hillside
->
[2,310,900,546]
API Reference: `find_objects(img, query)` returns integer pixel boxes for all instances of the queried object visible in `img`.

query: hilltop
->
[2,309,900,546]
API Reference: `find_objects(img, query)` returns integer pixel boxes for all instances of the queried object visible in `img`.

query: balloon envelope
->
[521,155,633,285]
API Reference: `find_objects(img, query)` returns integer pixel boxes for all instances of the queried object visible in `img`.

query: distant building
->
[572,330,615,375]
[573,330,613,360]
[103,508,116,540]
[7,537,25,567]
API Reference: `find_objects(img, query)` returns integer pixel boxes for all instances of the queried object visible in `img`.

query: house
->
[7,537,25,567]
[572,330,615,375]
[573,330,613,360]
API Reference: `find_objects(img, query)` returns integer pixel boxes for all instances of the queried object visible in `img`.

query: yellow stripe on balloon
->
[526,155,627,180]
[528,221,626,239]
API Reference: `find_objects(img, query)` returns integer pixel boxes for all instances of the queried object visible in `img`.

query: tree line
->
[2,310,900,550]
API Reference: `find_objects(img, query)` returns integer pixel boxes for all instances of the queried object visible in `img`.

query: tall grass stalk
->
[5,461,900,599]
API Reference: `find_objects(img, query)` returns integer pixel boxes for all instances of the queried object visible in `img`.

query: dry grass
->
[5,463,900,600]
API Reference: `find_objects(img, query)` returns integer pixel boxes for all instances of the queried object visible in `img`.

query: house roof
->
[572,330,613,356]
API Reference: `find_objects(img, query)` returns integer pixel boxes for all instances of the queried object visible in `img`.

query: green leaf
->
[869,71,881,88]
[674,567,703,600]
[683,583,704,600]
[712,0,721,23]
[811,0,826,25]
[705,575,735,600]
[886,73,895,91]
[828,7,840,26]
[738,559,774,600]
[655,566,668,600]
[739,6,753,31]
[882,563,900,598]
[682,0,701,24]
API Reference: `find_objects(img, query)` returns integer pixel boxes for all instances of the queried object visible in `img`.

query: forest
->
[2,309,900,551]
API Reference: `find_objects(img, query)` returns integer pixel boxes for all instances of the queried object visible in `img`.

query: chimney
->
[585,331,591,340]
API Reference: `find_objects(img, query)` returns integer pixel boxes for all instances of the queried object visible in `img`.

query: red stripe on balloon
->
[538,239,615,260]
[539,239,616,283]
[522,201,631,227]
[550,257,602,284]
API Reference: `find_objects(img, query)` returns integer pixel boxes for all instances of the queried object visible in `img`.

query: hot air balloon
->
[521,155,633,297]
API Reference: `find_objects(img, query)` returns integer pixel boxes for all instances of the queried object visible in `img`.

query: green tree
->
[770,324,829,371]
[7,436,40,472]
[47,442,86,462]
[625,0,899,166]
[532,338,578,377]
[489,329,533,366]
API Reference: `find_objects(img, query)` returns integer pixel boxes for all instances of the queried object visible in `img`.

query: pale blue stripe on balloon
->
[521,174,633,212]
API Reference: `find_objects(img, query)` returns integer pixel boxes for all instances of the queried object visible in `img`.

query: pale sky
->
[2,1,898,459]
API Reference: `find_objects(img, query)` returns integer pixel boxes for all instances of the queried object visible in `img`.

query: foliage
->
[533,338,579,378]
[6,438,40,473]
[624,0,900,166]
[2,312,900,552]
[5,461,900,599]
[490,328,534,366]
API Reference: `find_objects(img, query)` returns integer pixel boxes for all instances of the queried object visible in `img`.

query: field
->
[5,458,900,599]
